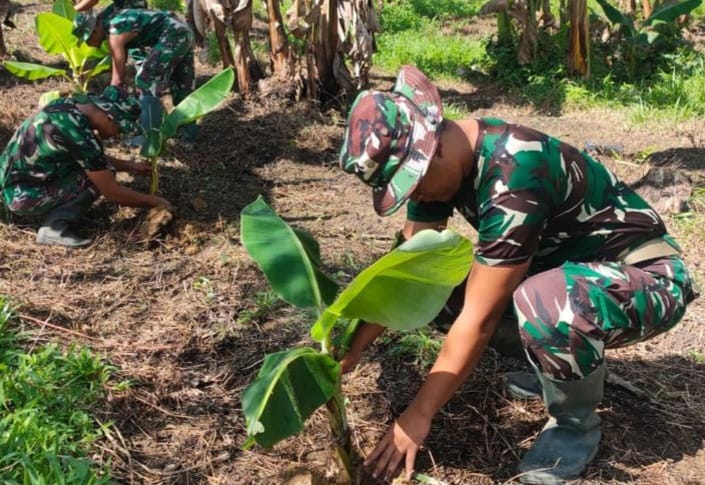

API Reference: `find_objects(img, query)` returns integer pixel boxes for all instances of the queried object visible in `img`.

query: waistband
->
[618,237,681,265]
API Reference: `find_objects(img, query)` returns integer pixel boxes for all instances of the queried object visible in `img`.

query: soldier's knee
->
[512,267,566,310]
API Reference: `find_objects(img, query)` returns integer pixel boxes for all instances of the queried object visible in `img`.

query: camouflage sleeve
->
[474,185,550,266]
[108,11,140,36]
[406,199,453,222]
[52,122,107,172]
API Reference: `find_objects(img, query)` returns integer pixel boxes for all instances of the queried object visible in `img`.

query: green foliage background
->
[376,0,705,121]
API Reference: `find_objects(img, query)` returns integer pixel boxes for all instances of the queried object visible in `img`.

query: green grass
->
[376,0,705,122]
[688,350,705,364]
[237,290,282,325]
[442,102,470,120]
[376,27,489,80]
[0,297,114,484]
[148,0,184,12]
[386,329,442,369]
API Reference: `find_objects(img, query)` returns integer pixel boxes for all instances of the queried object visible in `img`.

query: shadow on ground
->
[369,349,705,484]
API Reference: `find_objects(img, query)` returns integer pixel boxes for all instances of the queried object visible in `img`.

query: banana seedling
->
[139,67,234,193]
[240,196,473,482]
[3,0,110,105]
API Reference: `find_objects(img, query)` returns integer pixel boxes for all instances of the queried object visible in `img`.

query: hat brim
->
[372,96,441,216]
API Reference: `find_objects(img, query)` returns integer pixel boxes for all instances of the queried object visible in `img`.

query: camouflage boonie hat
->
[339,65,443,216]
[90,86,141,134]
[72,11,98,44]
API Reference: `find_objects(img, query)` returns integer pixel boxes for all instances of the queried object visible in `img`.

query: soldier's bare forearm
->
[101,184,168,209]
[108,37,128,87]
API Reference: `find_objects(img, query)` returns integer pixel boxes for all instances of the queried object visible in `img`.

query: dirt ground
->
[1,2,704,484]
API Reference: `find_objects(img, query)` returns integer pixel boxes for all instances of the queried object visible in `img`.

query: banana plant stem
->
[325,385,354,483]
[149,156,159,194]
[322,334,355,483]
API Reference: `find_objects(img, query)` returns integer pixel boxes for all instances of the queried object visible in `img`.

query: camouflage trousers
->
[435,256,694,381]
[2,171,96,217]
[135,17,195,105]
[514,256,695,380]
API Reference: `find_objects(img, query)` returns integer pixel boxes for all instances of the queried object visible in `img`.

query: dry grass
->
[1,2,705,484]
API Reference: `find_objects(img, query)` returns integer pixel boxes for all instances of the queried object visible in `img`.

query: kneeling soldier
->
[0,86,172,247]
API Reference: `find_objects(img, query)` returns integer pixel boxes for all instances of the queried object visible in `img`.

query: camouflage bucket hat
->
[90,86,141,134]
[72,11,98,44]
[339,65,443,216]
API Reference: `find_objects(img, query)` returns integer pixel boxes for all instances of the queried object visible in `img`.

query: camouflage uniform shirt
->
[100,0,148,22]
[408,118,677,273]
[0,99,107,193]
[104,9,179,48]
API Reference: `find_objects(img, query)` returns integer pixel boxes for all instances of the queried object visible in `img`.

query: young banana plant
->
[240,196,473,482]
[2,0,110,105]
[140,67,234,193]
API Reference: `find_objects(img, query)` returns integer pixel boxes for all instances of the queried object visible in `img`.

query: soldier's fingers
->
[384,451,404,482]
[404,447,418,480]
[372,443,397,480]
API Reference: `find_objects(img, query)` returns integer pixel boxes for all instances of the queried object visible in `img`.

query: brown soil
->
[1,2,704,485]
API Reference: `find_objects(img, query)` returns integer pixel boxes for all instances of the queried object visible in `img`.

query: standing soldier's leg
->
[168,29,197,145]
[133,43,172,149]
[513,259,694,484]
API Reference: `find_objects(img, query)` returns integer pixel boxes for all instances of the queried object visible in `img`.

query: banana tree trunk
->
[233,1,263,93]
[497,11,513,43]
[312,0,339,101]
[642,0,652,19]
[265,0,291,75]
[622,0,636,13]
[567,0,590,77]
[517,0,538,64]
[0,26,5,59]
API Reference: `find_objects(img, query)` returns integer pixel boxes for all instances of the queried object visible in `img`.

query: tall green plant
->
[140,67,234,193]
[2,0,110,103]
[240,196,472,481]
[597,0,702,77]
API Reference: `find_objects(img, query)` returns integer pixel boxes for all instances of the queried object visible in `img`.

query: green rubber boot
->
[36,190,96,247]
[504,371,542,400]
[488,315,526,360]
[518,365,605,484]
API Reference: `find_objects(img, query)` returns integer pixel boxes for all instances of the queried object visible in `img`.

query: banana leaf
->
[311,229,473,342]
[85,55,112,78]
[36,13,77,58]
[74,40,109,62]
[242,347,340,448]
[52,0,76,20]
[39,90,63,107]
[644,0,702,25]
[241,196,338,309]
[160,67,234,140]
[596,0,637,36]
[2,61,66,81]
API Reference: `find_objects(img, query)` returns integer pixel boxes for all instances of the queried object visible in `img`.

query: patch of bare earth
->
[1,2,704,484]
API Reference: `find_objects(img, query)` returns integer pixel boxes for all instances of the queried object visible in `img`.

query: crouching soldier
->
[338,66,696,484]
[72,9,198,147]
[0,86,172,247]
